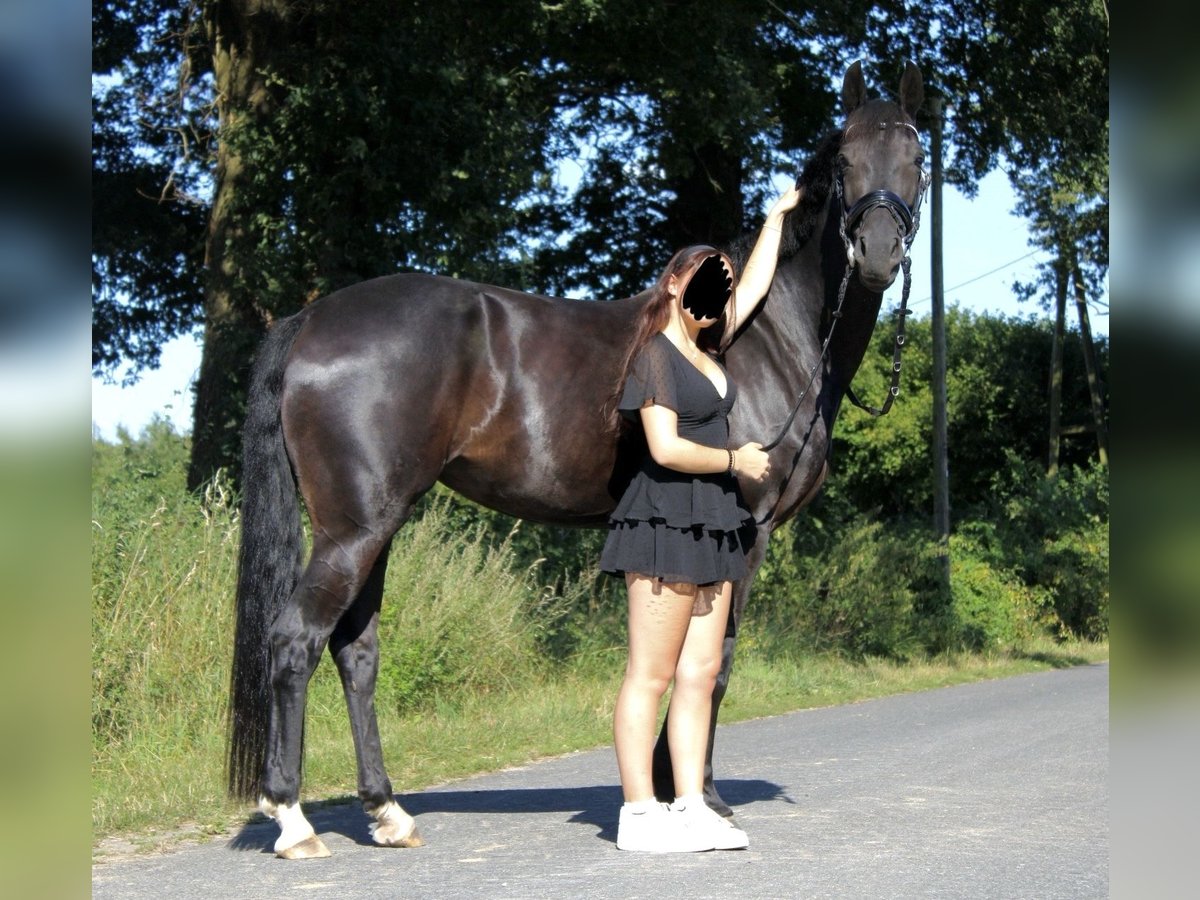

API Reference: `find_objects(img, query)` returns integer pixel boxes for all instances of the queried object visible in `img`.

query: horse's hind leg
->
[259,528,394,858]
[327,541,422,848]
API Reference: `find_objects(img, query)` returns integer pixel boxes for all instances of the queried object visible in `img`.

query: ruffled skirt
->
[600,519,749,586]
[599,463,753,586]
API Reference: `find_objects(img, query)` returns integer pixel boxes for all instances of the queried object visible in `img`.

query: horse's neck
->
[823,224,886,393]
[745,204,878,358]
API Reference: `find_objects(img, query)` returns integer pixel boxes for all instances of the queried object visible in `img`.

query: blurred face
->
[675,253,733,325]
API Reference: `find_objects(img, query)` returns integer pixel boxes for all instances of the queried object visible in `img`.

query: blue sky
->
[90,169,1109,440]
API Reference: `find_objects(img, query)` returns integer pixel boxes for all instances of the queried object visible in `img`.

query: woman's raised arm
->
[729,185,803,334]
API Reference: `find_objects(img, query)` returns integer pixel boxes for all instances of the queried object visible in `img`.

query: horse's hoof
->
[277,834,332,859]
[370,801,424,847]
[371,820,424,848]
[372,825,424,854]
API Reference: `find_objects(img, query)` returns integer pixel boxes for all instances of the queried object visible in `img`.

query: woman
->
[600,184,803,852]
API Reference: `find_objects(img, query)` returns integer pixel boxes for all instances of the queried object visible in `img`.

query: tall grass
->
[90,458,590,836]
[91,427,1107,848]
[93,474,242,834]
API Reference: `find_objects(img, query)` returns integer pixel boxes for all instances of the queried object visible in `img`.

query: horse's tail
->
[227,311,308,801]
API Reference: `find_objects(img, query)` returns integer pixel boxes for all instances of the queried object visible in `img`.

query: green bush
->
[752,514,940,660]
[91,464,238,755]
[89,420,1108,839]
[947,528,1052,650]
[748,455,1108,656]
[411,484,626,663]
[91,467,244,836]
[1041,521,1109,639]
[980,455,1109,640]
[90,426,589,832]
[807,519,929,658]
[834,310,1109,519]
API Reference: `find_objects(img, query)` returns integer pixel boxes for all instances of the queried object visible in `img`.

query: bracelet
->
[727,449,736,474]
[762,224,781,233]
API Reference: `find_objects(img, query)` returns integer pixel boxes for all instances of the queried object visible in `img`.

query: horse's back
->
[279,272,644,527]
[291,271,636,361]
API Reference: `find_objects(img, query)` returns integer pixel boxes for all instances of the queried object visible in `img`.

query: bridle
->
[760,123,930,452]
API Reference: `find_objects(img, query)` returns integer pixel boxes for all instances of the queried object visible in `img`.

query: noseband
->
[760,123,929,451]
[844,188,916,237]
[834,121,929,257]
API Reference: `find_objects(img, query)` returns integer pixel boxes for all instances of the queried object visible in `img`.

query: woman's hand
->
[766,184,803,224]
[732,442,770,481]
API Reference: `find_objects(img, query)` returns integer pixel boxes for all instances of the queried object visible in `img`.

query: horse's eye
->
[836,154,850,170]
[915,154,925,167]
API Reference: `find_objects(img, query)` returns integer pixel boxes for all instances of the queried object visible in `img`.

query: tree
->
[939,0,1109,469]
[92,0,210,378]
[93,0,856,484]
[832,307,1108,519]
[92,1,1109,486]
[906,0,1109,305]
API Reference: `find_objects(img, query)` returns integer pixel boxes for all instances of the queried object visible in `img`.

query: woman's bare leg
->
[613,576,695,802]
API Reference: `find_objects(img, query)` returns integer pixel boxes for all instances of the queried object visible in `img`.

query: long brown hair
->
[605,245,738,430]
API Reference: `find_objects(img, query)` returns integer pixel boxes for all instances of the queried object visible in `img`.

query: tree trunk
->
[1071,255,1109,466]
[188,1,294,489]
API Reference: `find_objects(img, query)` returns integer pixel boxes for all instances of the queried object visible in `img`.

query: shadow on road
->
[226,777,788,853]
[1009,650,1097,668]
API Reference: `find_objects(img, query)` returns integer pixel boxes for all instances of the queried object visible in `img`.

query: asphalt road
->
[93,663,1108,899]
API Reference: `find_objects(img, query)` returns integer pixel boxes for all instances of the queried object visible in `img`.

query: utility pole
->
[929,95,950,586]
[1071,257,1109,465]
[1048,257,1068,476]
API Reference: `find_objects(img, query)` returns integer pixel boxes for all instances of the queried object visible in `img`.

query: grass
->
[90,428,1108,859]
[93,626,1107,858]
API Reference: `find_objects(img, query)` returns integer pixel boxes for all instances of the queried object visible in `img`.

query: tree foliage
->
[895,0,1108,312]
[91,1,1109,482]
[747,309,1109,654]
[92,0,210,378]
[415,308,1111,652]
[833,306,1109,518]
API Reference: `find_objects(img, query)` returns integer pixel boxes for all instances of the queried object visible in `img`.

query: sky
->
[89,169,1109,441]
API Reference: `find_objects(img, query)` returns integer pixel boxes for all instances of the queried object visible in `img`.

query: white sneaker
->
[670,797,749,850]
[616,802,714,852]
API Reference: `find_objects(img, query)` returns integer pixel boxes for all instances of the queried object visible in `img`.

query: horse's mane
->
[728,128,845,273]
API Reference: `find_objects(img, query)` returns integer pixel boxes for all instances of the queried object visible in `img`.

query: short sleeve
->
[618,336,678,419]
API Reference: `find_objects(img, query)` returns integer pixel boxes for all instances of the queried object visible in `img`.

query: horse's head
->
[836,61,928,293]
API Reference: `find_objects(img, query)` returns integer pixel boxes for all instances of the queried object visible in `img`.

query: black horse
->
[228,61,927,858]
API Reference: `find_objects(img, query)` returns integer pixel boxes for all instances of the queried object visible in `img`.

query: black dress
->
[600,333,753,586]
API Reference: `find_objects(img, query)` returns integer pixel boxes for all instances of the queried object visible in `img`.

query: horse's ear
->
[899,61,924,116]
[842,61,867,113]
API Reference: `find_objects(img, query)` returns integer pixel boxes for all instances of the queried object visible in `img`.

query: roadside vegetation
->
[93,5,1109,861]
[92,314,1108,851]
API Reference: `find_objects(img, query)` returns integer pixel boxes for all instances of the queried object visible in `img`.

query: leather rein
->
[760,135,929,452]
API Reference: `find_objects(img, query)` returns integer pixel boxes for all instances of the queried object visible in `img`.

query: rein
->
[760,148,928,452]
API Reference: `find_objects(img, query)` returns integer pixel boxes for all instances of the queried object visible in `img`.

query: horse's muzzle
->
[845,188,916,293]
[851,221,904,292]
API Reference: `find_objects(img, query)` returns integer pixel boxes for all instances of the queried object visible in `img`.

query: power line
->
[909,249,1042,307]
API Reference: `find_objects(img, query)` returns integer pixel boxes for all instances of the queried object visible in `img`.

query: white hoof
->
[369,800,424,848]
[260,798,331,859]
[277,834,332,859]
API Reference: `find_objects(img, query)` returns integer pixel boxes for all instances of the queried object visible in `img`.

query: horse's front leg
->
[259,532,388,858]
[653,525,770,818]
[328,544,422,849]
